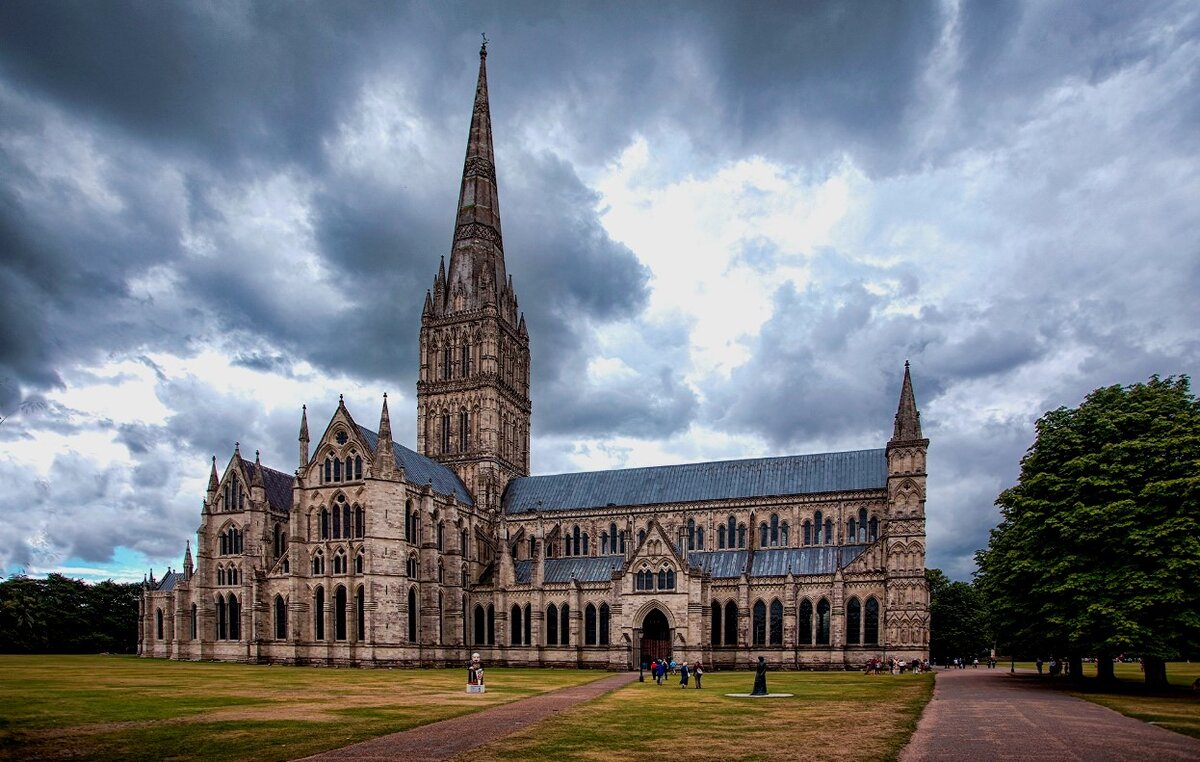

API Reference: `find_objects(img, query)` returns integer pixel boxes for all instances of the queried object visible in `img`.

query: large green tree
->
[927,568,990,663]
[975,376,1200,687]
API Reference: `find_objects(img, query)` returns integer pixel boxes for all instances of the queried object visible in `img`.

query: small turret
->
[299,404,310,470]
[183,540,194,578]
[207,456,219,495]
[375,393,396,478]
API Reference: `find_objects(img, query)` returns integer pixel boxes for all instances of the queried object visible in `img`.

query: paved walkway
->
[297,671,639,761]
[899,667,1200,761]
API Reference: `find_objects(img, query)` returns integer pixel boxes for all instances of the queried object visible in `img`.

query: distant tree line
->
[926,568,990,664]
[0,574,141,653]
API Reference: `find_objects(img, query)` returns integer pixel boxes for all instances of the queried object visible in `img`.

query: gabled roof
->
[156,570,183,591]
[686,545,870,578]
[259,463,294,511]
[502,449,887,514]
[356,426,474,505]
[514,556,625,584]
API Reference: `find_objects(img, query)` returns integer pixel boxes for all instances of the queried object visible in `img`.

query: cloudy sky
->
[1,2,1196,583]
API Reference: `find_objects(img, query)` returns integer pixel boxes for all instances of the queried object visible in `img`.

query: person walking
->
[679,662,689,688]
[694,661,703,689]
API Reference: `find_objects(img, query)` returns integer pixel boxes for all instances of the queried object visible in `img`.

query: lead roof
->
[502,449,886,514]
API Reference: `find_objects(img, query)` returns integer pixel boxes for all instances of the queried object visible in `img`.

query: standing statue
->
[466,652,486,693]
[751,656,768,695]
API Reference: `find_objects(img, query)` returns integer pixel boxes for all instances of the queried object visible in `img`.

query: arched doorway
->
[639,609,670,668]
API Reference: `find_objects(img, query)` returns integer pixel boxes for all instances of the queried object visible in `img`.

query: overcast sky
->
[1,1,1196,583]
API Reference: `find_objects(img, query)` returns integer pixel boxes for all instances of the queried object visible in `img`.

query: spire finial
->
[481,32,488,56]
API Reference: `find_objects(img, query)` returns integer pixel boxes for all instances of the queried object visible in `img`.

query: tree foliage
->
[0,574,141,653]
[927,568,990,663]
[975,376,1200,685]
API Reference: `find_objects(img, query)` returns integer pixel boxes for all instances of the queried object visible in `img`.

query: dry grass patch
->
[463,670,934,762]
[0,655,605,762]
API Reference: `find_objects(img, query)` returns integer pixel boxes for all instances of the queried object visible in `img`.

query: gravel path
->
[296,671,639,761]
[899,667,1200,761]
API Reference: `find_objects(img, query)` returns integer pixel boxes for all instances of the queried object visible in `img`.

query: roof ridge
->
[517,447,887,481]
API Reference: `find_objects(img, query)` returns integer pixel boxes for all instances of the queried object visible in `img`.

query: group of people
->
[948,656,996,669]
[1035,657,1070,677]
[646,657,704,688]
[863,657,932,674]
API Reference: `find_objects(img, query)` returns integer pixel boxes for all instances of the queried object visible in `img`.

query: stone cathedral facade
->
[139,45,930,671]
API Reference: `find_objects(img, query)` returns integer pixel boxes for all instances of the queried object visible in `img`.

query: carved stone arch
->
[632,599,676,629]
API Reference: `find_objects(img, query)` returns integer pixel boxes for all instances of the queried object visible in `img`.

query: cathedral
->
[139,44,930,671]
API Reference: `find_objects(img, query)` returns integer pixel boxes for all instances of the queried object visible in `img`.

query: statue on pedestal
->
[466,652,486,693]
[751,656,768,696]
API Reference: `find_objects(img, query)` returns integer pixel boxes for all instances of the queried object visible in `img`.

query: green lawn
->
[468,669,934,762]
[0,656,935,762]
[0,655,605,762]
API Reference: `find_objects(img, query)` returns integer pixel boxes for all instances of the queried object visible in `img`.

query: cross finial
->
[481,32,488,54]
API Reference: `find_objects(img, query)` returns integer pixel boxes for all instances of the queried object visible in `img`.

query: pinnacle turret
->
[207,456,219,494]
[891,360,924,442]
[298,404,310,469]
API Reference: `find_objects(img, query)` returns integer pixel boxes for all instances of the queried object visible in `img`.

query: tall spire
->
[439,38,509,318]
[891,360,924,442]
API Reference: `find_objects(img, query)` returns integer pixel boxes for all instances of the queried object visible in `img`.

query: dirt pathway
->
[899,667,1200,761]
[296,671,639,761]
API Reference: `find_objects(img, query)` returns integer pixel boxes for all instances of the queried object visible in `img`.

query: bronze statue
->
[751,656,768,695]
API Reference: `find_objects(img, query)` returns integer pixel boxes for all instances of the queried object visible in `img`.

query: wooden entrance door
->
[639,609,671,667]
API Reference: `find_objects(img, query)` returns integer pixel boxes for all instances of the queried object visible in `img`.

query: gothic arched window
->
[547,603,559,645]
[511,604,523,646]
[227,593,240,640]
[816,598,831,645]
[314,587,325,640]
[803,520,812,546]
[473,604,485,645]
[711,601,722,646]
[770,599,783,645]
[407,587,417,642]
[846,597,862,645]
[718,524,726,549]
[356,586,365,640]
[724,600,738,646]
[799,599,813,645]
[585,603,597,645]
[752,600,766,646]
[274,595,287,640]
[560,604,570,646]
[864,597,880,645]
[814,511,824,544]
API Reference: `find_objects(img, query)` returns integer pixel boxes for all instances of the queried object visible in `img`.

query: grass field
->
[469,669,934,762]
[0,655,605,761]
[0,656,933,762]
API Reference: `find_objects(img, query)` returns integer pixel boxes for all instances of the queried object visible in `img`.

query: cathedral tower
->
[417,41,531,512]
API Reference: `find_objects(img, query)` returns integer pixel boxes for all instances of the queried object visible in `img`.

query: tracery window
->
[406,554,419,579]
[312,551,325,576]
[333,549,347,575]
